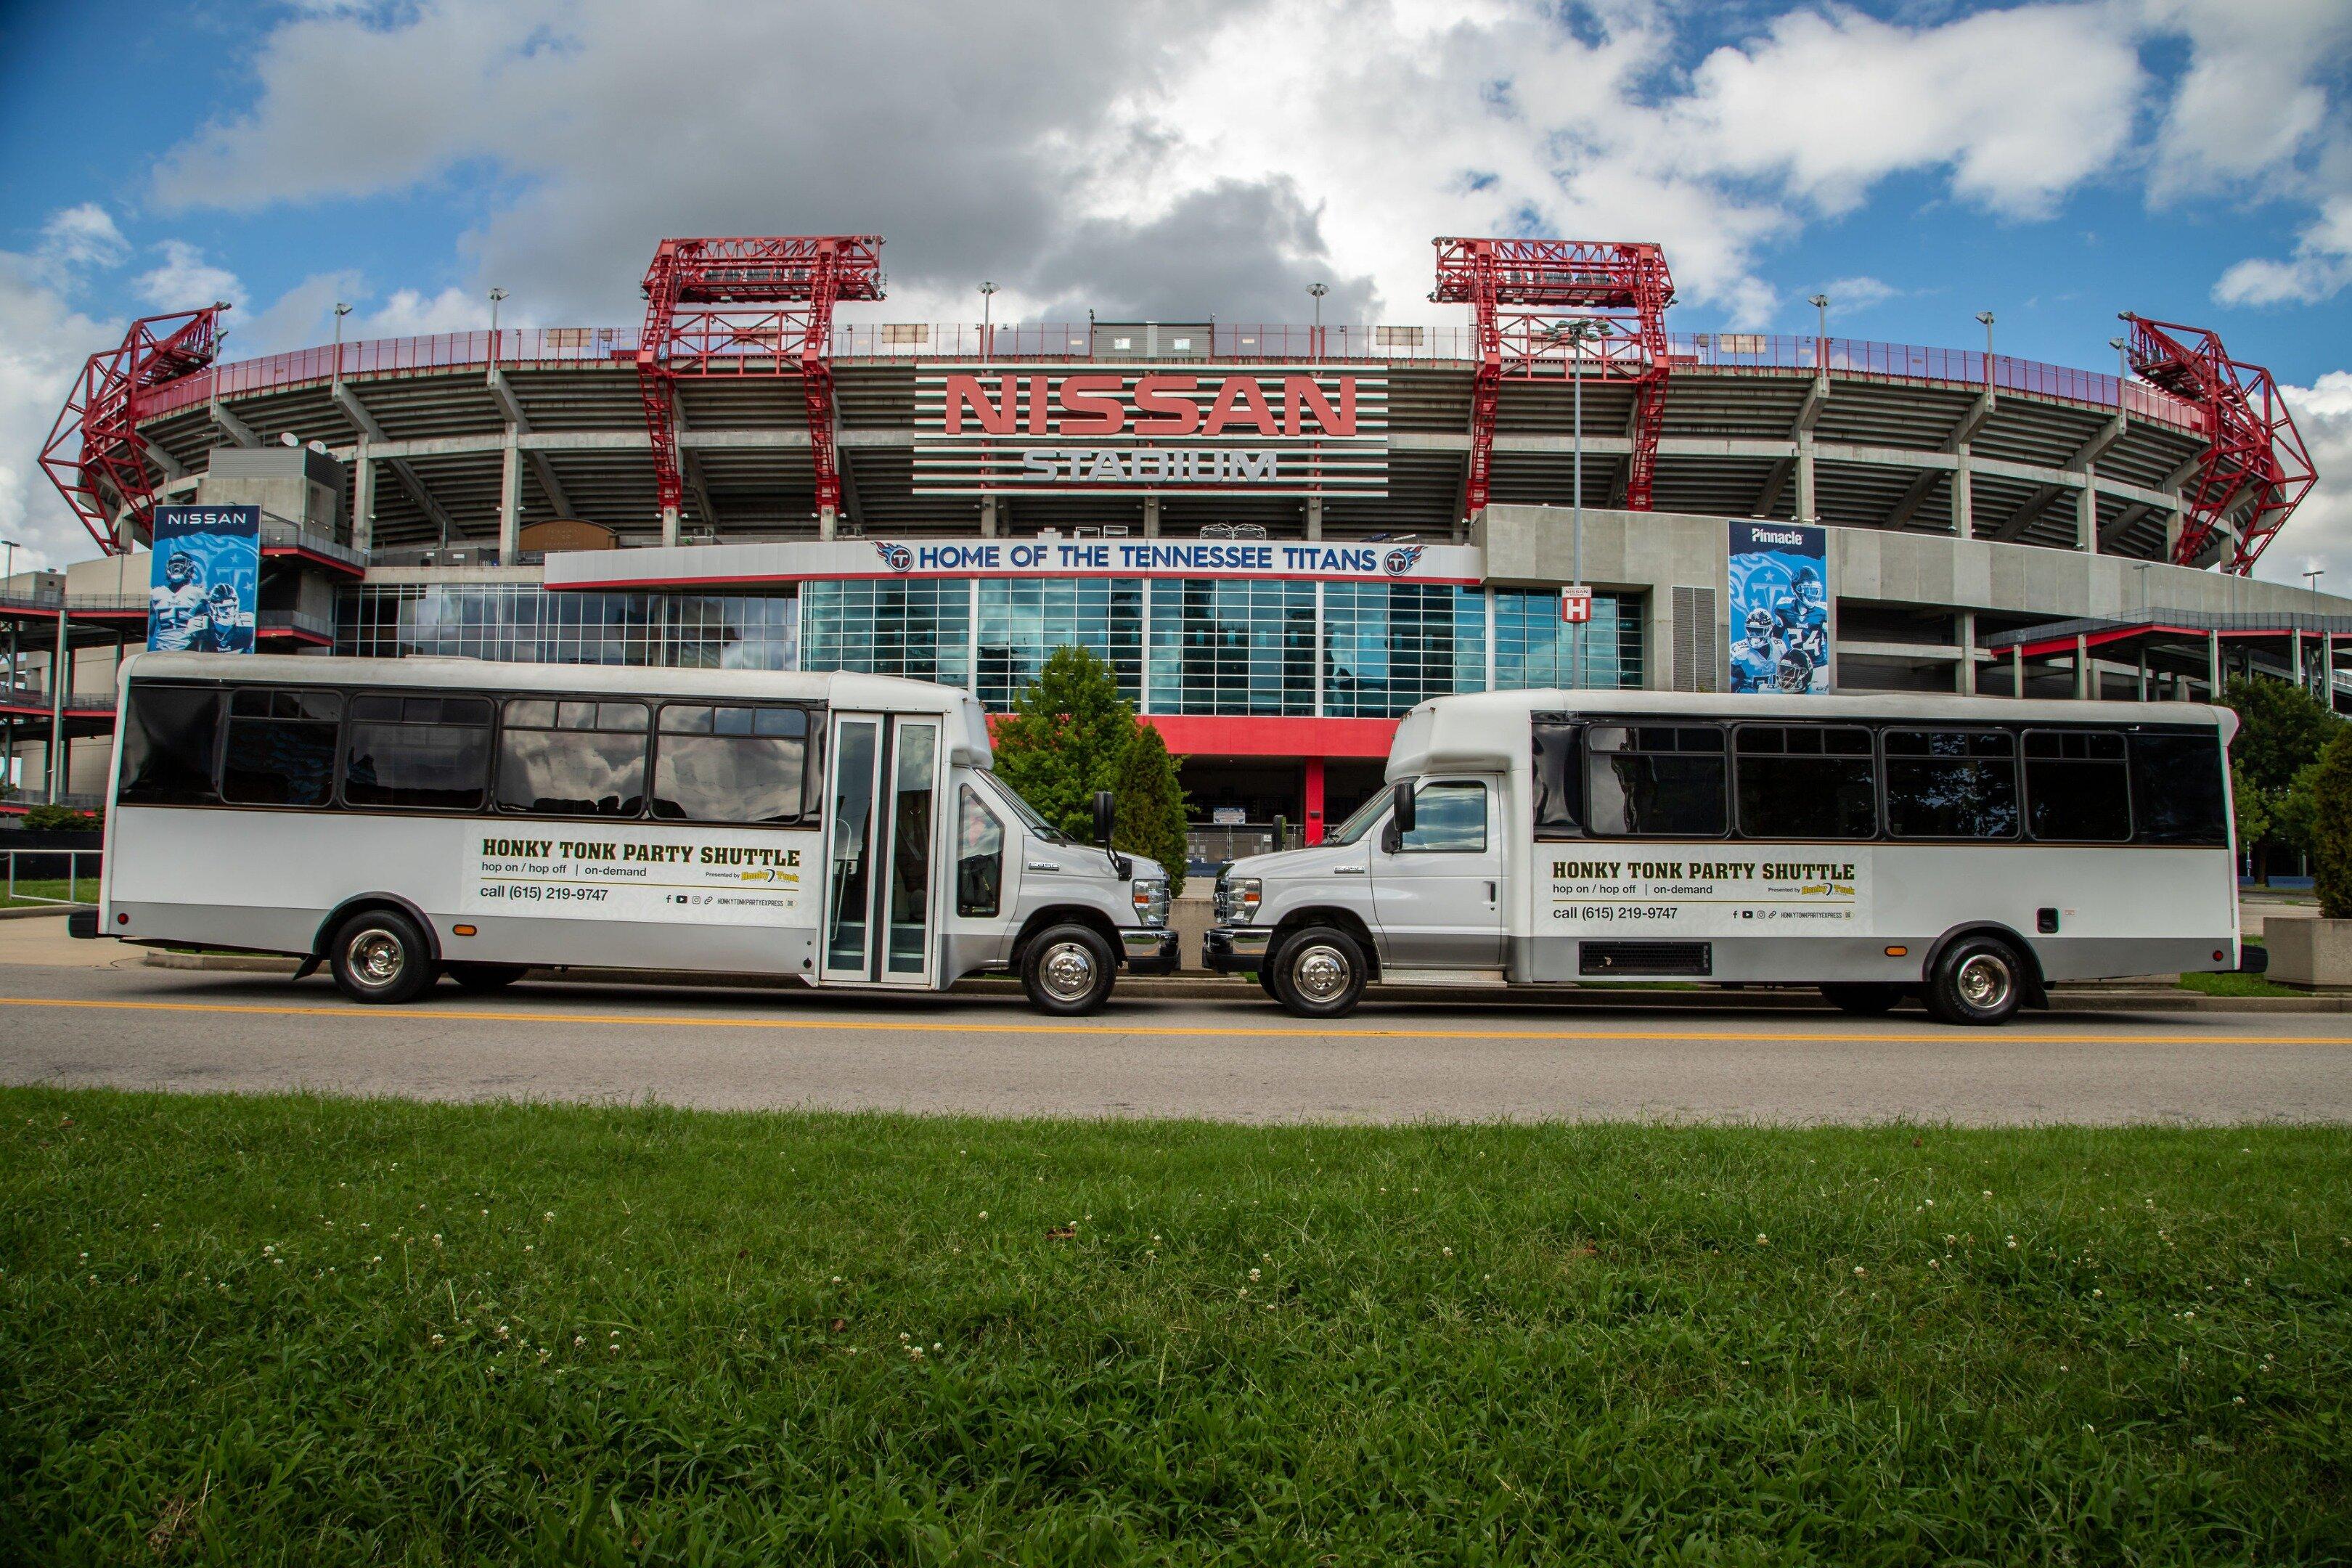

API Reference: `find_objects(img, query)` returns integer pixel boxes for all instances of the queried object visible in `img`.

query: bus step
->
[1383,968,1508,987]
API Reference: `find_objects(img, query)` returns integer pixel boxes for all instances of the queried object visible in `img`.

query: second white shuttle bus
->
[77,653,1176,1013]
[1205,689,2247,1025]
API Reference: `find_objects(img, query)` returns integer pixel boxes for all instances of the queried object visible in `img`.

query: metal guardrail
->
[4,791,105,809]
[0,684,115,712]
[1981,609,2352,648]
[2,847,99,906]
[259,518,367,570]
[136,324,2206,431]
[258,609,335,640]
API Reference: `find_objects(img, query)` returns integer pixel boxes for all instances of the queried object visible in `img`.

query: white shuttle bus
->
[75,653,1176,1012]
[1205,689,2249,1025]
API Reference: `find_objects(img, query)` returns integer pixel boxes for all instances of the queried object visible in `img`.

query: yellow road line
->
[2,994,2347,1047]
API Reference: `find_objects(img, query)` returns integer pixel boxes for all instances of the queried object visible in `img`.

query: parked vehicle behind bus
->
[75,653,1174,1013]
[1205,689,2250,1025]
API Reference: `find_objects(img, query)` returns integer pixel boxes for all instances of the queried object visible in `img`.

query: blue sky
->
[4,0,2350,579]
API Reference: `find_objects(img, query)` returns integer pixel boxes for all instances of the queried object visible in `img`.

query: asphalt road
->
[4,963,2352,1124]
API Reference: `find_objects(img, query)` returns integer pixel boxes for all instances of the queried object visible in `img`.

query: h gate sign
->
[1560,585,1594,624]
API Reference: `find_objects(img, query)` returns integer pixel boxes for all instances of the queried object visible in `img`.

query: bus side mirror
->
[1390,781,1416,836]
[1093,790,1116,847]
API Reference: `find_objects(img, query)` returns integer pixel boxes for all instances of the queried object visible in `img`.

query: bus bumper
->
[1121,928,1182,976]
[1201,926,1272,974]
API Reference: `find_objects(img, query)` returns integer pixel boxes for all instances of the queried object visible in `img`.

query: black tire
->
[1256,963,1285,1002]
[327,908,439,1005]
[1923,934,2026,1026]
[1021,923,1116,1016]
[1275,926,1368,1019]
[1821,982,1906,1016]
[446,962,527,992]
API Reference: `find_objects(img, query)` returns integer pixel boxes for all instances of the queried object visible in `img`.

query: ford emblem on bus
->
[1381,545,1426,576]
[873,541,915,573]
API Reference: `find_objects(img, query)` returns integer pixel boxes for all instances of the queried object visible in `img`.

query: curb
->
[0,903,91,920]
[134,950,2347,1012]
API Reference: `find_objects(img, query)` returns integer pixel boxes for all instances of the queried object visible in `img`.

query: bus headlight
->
[1214,876,1262,925]
[1132,876,1171,928]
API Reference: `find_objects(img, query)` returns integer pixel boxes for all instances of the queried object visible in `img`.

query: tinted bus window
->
[653,703,809,824]
[1532,720,1583,835]
[2025,730,2131,842]
[221,688,343,807]
[496,698,648,817]
[1400,781,1487,852]
[1735,725,1876,839]
[342,694,493,811]
[1585,724,1726,837]
[117,684,222,807]
[1883,730,2020,839]
[2128,731,2229,846]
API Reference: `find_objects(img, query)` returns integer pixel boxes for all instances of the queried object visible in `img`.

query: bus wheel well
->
[1010,906,1125,968]
[313,895,443,963]
[1267,909,1382,981]
[1924,922,2047,1008]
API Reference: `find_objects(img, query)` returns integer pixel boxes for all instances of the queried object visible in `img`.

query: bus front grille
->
[1579,941,1712,977]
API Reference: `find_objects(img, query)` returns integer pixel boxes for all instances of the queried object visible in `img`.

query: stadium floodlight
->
[979,281,997,354]
[1308,282,1328,360]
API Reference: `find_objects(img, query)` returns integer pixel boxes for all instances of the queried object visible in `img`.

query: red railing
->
[136,324,2203,433]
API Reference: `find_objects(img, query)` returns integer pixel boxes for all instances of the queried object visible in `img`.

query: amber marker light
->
[1885,945,1908,957]
[452,925,478,937]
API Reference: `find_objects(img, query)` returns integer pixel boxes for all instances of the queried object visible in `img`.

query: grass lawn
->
[0,877,90,910]
[3,1091,2348,1564]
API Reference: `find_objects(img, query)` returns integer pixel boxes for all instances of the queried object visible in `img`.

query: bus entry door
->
[822,713,942,987]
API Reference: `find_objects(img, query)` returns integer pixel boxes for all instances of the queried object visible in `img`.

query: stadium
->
[11,233,2348,848]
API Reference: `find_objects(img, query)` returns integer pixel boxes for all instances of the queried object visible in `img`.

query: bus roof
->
[121,652,995,761]
[1387,687,2237,777]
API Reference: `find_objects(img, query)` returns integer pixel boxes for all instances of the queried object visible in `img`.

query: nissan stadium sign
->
[543,536,1483,590]
[912,365,1387,497]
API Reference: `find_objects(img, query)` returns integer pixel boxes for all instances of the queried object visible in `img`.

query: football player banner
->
[147,505,260,653]
[1726,520,1831,694]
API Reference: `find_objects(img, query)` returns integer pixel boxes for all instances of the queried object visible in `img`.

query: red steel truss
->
[636,235,886,523]
[2122,314,2315,574]
[1432,238,1675,516]
[38,306,226,554]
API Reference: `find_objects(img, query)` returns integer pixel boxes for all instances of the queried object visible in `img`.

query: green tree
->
[2310,729,2352,919]
[1111,721,1191,895]
[2221,677,2343,883]
[23,804,101,832]
[990,645,1140,840]
[2231,759,2274,870]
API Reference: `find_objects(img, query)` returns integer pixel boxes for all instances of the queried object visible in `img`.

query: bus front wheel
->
[1022,924,1116,1016]
[1820,982,1907,1016]
[328,909,439,1005]
[1924,935,2025,1026]
[1275,926,1367,1019]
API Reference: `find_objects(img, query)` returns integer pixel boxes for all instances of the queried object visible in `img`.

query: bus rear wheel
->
[446,963,527,992]
[1022,924,1115,1016]
[1820,982,1907,1016]
[1924,935,2025,1026]
[329,909,438,1005]
[1275,926,1367,1019]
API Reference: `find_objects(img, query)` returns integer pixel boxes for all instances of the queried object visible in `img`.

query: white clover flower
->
[1755,1234,1768,1245]
[1247,1268,1260,1281]
[575,1336,586,1347]
[1853,1266,1867,1277]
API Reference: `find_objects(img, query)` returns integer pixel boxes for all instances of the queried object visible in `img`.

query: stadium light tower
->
[1808,293,1829,372]
[979,280,997,356]
[1308,282,1328,361]
[332,301,351,380]
[488,287,508,363]
[1975,310,1995,364]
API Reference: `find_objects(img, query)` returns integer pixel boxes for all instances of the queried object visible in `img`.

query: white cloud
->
[2216,196,2352,308]
[2255,370,2352,589]
[0,250,118,572]
[1816,276,1901,316]
[37,205,128,272]
[2141,0,2352,203]
[135,240,242,311]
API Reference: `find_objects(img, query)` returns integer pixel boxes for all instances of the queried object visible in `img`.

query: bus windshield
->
[976,769,1070,844]
[1323,788,1392,846]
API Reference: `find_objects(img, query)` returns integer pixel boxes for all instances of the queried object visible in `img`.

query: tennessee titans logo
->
[873,541,914,573]
[1382,546,1426,577]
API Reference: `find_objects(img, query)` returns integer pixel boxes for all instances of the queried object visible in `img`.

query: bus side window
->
[957,784,1004,917]
[1734,724,1877,840]
[652,704,809,825]
[496,698,649,817]
[2128,731,2228,846]
[118,683,224,807]
[1532,721,1583,836]
[221,687,343,807]
[1585,724,1726,838]
[1883,730,2019,839]
[2023,730,2131,842]
[341,694,494,812]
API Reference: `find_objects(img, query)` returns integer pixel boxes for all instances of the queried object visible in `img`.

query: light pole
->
[488,287,507,363]
[979,281,997,357]
[2108,334,2131,381]
[1307,282,1328,362]
[1,538,20,589]
[1564,319,1609,689]
[1975,311,1996,385]
[333,301,351,380]
[1808,292,1829,372]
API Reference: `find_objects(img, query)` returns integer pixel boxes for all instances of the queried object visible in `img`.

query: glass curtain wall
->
[1146,579,1317,714]
[338,584,795,669]
[977,579,1143,709]
[1322,584,1488,717]
[799,579,971,687]
[1492,589,1643,690]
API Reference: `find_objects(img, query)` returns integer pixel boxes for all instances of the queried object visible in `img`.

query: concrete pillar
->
[1957,609,1976,695]
[1951,452,1973,536]
[817,505,837,543]
[661,503,681,547]
[1143,495,1161,539]
[2293,628,2305,690]
[1794,436,1817,523]
[2076,468,2097,554]
[979,496,998,539]
[351,446,376,553]
[1304,756,1326,845]
[2208,629,2222,698]
[497,428,523,562]
[2074,633,2090,699]
[1306,495,1323,542]
[2012,645,2024,699]
[2136,645,2148,701]
[46,610,67,800]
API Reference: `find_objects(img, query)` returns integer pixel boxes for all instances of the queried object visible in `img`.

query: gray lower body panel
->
[1509,934,2228,987]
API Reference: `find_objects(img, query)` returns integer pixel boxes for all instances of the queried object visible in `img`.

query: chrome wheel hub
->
[1956,953,2012,1011]
[348,929,404,987]
[1039,942,1098,1003]
[1292,944,1350,1003]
